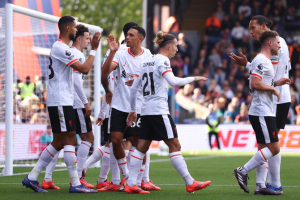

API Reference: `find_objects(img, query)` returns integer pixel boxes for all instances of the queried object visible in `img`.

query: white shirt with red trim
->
[138,54,172,115]
[271,37,291,104]
[47,40,78,106]
[249,53,275,117]
[71,47,88,109]
[246,37,291,104]
[111,47,152,113]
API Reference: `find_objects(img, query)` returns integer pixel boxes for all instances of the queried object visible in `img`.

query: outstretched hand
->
[230,52,248,67]
[194,76,208,82]
[91,31,101,50]
[107,34,119,52]
[125,74,136,86]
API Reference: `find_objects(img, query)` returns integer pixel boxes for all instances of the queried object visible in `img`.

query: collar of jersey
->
[128,48,144,58]
[257,53,270,60]
[57,39,63,43]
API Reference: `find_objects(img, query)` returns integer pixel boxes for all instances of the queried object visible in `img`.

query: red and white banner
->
[148,125,300,153]
[0,124,299,162]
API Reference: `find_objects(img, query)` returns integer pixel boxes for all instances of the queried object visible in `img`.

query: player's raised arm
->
[71,32,101,74]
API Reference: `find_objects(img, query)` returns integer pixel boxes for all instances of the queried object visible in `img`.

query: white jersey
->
[249,53,275,117]
[246,36,291,104]
[47,40,78,106]
[138,54,172,116]
[271,37,291,104]
[71,47,88,109]
[111,47,152,113]
[100,44,127,118]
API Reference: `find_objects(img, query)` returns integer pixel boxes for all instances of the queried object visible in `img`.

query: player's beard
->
[69,33,76,41]
[271,48,278,55]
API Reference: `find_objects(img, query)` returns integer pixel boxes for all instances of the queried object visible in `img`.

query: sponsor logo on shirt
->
[164,61,169,66]
[257,64,263,70]
[65,49,72,56]
[143,61,155,67]
[121,70,127,78]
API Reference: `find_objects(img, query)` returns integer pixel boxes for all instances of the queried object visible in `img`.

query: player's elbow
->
[250,81,258,90]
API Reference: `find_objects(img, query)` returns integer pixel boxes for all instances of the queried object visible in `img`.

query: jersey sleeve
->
[251,59,268,80]
[52,44,78,66]
[158,58,172,76]
[112,51,120,67]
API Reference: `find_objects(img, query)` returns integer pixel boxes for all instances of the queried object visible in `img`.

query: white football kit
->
[249,53,275,117]
[111,47,152,114]
[47,39,78,106]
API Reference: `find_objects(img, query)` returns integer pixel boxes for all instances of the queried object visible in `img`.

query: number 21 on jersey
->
[142,72,155,96]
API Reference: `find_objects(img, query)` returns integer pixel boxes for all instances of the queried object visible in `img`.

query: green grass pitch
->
[1,151,300,200]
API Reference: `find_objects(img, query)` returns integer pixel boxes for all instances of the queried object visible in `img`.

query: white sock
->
[256,161,268,188]
[137,165,145,187]
[110,143,121,185]
[77,141,92,178]
[98,147,111,183]
[142,152,150,183]
[268,152,281,187]
[127,146,136,170]
[64,145,81,186]
[243,147,273,175]
[28,144,58,181]
[127,149,144,187]
[117,157,129,179]
[83,146,104,172]
[169,151,194,186]
[44,150,60,182]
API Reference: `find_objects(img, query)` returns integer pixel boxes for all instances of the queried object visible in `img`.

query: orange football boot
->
[124,184,150,194]
[41,179,60,189]
[96,180,111,189]
[141,180,161,191]
[186,180,211,193]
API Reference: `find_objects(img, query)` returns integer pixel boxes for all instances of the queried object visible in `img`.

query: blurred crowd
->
[174,0,300,125]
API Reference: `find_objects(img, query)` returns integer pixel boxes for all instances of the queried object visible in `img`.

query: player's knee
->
[112,137,122,146]
[272,148,280,156]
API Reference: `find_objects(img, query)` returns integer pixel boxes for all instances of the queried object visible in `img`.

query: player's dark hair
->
[130,26,146,39]
[123,22,139,36]
[154,31,176,48]
[58,15,75,32]
[251,15,272,28]
[259,30,278,46]
[72,24,89,42]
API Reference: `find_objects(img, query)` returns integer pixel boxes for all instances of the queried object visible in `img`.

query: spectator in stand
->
[191,88,205,102]
[209,48,222,67]
[218,97,227,114]
[39,125,53,153]
[195,79,208,96]
[294,66,300,92]
[182,56,193,77]
[296,104,300,125]
[20,76,35,100]
[221,14,232,30]
[263,3,271,17]
[205,12,221,44]
[289,41,300,77]
[221,80,234,100]
[177,33,191,58]
[274,0,286,16]
[273,9,282,24]
[208,79,221,97]
[231,21,246,48]
[252,0,261,16]
[206,103,221,150]
[224,114,234,124]
[228,75,236,91]
[35,75,47,105]
[214,67,226,86]
[228,3,238,28]
[216,6,225,21]
[238,0,252,19]
[285,6,297,31]
[222,46,232,65]
[170,52,184,76]
[231,96,240,119]
[221,28,233,44]
[234,103,250,124]
[197,49,207,72]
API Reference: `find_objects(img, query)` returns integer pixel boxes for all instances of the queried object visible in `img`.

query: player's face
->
[69,20,77,41]
[248,20,264,41]
[80,32,90,50]
[169,38,178,58]
[126,29,142,47]
[271,36,281,55]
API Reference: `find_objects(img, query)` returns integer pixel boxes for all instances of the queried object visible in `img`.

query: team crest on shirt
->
[164,61,169,66]
[79,58,82,62]
[257,64,263,70]
[65,49,72,57]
